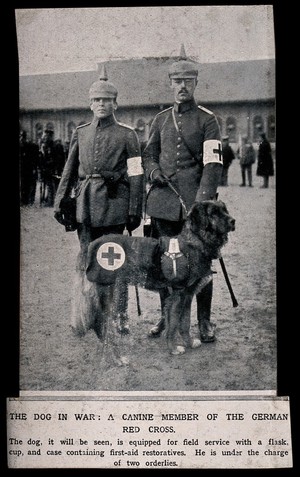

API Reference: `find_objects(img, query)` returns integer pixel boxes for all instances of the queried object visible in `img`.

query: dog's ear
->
[189,201,210,233]
[217,200,228,213]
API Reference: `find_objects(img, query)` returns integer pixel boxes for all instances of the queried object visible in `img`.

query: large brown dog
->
[82,200,235,355]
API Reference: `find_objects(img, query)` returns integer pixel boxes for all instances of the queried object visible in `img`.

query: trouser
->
[20,176,37,206]
[263,175,269,187]
[150,217,214,336]
[42,174,56,206]
[220,166,229,186]
[241,165,253,186]
[74,223,127,337]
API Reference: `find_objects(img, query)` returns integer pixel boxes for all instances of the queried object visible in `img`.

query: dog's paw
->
[171,345,186,355]
[191,338,201,349]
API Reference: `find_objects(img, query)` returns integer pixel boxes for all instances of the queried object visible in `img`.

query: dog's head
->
[187,200,235,258]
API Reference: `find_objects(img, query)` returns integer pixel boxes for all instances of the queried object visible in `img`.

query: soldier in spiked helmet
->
[142,45,223,343]
[54,66,144,336]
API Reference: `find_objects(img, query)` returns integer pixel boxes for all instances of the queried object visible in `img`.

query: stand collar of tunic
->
[173,99,198,114]
[92,114,116,129]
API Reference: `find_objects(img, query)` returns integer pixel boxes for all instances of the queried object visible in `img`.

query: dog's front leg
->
[166,290,186,355]
[179,293,201,350]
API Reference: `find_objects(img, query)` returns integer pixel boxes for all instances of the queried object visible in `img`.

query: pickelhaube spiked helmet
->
[168,44,198,79]
[88,65,118,99]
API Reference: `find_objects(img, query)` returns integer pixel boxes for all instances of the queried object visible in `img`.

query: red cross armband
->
[127,156,143,177]
[203,139,223,166]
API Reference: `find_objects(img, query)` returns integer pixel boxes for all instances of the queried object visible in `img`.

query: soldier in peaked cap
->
[142,45,223,343]
[54,66,144,337]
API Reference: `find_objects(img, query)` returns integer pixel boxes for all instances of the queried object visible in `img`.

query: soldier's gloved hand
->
[151,169,168,185]
[54,210,65,226]
[126,215,141,232]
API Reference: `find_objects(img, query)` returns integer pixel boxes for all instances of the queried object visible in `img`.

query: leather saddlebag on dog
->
[86,235,163,286]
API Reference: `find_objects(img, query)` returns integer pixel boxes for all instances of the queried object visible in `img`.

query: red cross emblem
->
[96,242,125,270]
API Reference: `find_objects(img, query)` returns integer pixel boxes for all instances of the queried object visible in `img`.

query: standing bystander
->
[238,135,256,187]
[256,132,274,188]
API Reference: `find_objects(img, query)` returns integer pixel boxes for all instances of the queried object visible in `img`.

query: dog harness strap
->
[164,238,184,278]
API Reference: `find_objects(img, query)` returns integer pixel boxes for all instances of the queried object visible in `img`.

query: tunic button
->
[94,167,97,170]
[179,114,182,117]
[177,144,181,148]
[177,160,180,164]
[177,152,180,156]
[178,137,181,141]
[178,122,182,126]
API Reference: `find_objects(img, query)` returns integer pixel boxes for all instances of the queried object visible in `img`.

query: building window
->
[67,122,76,142]
[267,115,275,141]
[46,122,54,134]
[135,118,145,132]
[253,115,264,141]
[226,117,237,142]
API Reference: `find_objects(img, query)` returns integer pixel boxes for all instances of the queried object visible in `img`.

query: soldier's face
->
[170,78,197,103]
[90,98,117,118]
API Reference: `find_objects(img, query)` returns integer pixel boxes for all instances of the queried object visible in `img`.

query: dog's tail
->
[70,270,102,337]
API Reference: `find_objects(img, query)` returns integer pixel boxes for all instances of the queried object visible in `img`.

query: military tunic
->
[142,99,223,221]
[54,115,143,227]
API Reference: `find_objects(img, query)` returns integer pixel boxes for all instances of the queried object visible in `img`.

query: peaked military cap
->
[169,44,198,79]
[89,65,118,99]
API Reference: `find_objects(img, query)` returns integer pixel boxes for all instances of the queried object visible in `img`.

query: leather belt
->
[85,174,102,179]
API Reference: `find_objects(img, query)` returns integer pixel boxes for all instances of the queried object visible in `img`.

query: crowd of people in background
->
[19,127,275,208]
[19,128,70,207]
[219,132,274,189]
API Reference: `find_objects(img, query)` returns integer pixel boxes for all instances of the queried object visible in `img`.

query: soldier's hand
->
[126,215,141,232]
[151,169,168,185]
[54,210,65,226]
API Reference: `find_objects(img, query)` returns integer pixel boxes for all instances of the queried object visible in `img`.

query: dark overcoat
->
[142,99,222,221]
[54,115,144,227]
[256,138,274,177]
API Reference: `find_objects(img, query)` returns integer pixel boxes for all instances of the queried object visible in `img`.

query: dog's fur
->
[73,200,235,355]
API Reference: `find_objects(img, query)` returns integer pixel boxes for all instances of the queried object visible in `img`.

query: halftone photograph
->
[17,5,276,393]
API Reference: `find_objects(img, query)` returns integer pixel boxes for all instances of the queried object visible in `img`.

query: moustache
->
[179,89,188,94]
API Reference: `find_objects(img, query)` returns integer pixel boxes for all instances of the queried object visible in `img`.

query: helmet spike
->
[179,43,187,60]
[169,45,198,79]
[99,64,108,81]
